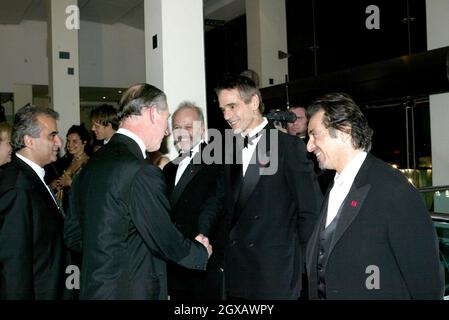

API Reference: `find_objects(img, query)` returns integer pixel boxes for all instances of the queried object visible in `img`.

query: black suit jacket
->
[306,153,445,299]
[163,145,225,299]
[68,133,208,300]
[0,156,66,299]
[223,124,322,299]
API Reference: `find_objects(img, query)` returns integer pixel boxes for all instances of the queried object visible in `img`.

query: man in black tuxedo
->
[0,106,66,299]
[305,92,444,299]
[68,83,211,300]
[163,101,225,300]
[215,76,322,299]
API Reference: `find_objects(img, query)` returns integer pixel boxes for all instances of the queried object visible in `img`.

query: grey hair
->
[118,83,167,121]
[12,105,59,151]
[172,101,204,126]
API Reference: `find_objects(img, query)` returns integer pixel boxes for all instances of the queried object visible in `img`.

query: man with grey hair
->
[0,105,66,299]
[164,101,225,300]
[68,84,211,300]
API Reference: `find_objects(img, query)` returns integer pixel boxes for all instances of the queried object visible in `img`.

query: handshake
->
[195,233,213,258]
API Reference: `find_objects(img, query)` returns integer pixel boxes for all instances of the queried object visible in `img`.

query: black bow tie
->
[178,149,194,158]
[243,134,258,148]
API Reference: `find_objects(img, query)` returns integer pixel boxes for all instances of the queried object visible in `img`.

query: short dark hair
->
[118,83,167,121]
[214,75,265,113]
[90,104,119,130]
[12,105,59,151]
[308,92,373,151]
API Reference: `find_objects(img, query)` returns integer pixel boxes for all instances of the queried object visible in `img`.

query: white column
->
[13,84,33,113]
[144,0,207,160]
[246,0,288,88]
[47,0,80,142]
[426,0,449,186]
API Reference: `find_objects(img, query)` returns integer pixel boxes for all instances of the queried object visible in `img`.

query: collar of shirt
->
[16,152,46,184]
[117,128,147,159]
[241,117,268,140]
[333,151,368,188]
[241,118,268,175]
[175,142,203,186]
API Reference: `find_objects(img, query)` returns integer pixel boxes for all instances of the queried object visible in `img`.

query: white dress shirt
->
[242,118,268,176]
[16,153,60,208]
[175,142,202,186]
[325,151,367,228]
[116,128,147,159]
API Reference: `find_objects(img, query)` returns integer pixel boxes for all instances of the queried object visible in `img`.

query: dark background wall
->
[203,0,431,169]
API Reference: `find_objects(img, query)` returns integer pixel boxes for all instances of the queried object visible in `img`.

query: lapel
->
[15,156,63,216]
[306,184,332,278]
[232,125,271,225]
[169,148,205,206]
[325,155,373,266]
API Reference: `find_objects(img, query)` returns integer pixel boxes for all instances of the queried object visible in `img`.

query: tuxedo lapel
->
[306,184,332,278]
[16,157,63,217]
[169,153,204,206]
[232,128,269,227]
[326,157,373,264]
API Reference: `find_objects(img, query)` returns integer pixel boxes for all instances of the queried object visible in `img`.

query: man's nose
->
[306,139,314,153]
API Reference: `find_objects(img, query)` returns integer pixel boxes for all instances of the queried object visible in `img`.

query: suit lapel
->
[232,127,270,226]
[306,183,332,279]
[326,156,374,264]
[170,152,204,206]
[15,157,63,216]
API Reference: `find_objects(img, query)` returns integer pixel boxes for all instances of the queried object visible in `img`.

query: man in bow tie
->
[163,101,225,300]
[305,92,444,299]
[215,75,322,300]
[0,105,67,299]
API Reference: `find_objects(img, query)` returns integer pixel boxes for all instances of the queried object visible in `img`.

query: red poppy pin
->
[351,200,358,207]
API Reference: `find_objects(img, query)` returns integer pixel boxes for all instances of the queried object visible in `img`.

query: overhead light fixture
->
[118,90,122,94]
[102,96,106,100]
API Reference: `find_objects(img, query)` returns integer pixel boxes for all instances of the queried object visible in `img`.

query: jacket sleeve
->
[197,165,225,236]
[387,181,445,299]
[129,164,208,270]
[64,177,82,253]
[285,137,323,246]
[0,188,35,299]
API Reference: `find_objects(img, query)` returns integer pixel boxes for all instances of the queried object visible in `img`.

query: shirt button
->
[248,242,254,247]
[254,215,260,220]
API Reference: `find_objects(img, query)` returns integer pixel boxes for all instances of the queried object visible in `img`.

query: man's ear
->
[147,105,157,124]
[23,134,34,149]
[250,94,260,112]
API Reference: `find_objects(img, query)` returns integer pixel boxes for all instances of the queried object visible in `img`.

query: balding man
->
[69,84,211,300]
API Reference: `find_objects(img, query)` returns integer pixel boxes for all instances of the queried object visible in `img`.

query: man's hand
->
[195,233,212,258]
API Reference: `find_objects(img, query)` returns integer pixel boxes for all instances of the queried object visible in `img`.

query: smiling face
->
[218,88,261,135]
[29,115,62,167]
[66,132,86,158]
[307,110,348,173]
[172,107,204,153]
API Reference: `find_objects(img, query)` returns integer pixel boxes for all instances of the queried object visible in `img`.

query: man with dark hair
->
[90,104,118,144]
[164,101,225,300]
[215,75,322,299]
[68,83,211,300]
[287,106,308,139]
[305,92,444,299]
[0,105,66,299]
